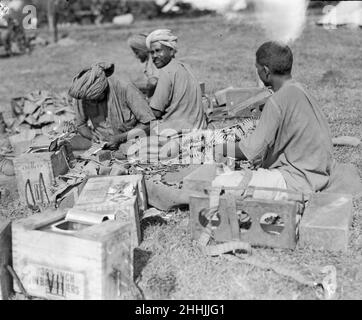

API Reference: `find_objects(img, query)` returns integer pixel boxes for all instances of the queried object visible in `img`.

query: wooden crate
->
[299,193,353,252]
[74,175,147,248]
[0,219,12,300]
[9,130,37,155]
[55,180,87,210]
[214,86,235,106]
[190,191,303,250]
[12,210,134,300]
[226,88,272,118]
[182,164,218,194]
[13,148,69,206]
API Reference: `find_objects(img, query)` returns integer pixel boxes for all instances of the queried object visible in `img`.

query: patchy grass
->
[0,14,361,300]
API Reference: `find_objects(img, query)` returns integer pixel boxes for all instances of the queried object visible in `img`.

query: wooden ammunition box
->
[54,179,88,211]
[226,88,272,118]
[190,191,303,250]
[0,219,12,300]
[182,164,217,194]
[214,87,265,108]
[214,86,235,106]
[13,147,69,206]
[9,130,37,155]
[12,210,134,300]
[299,193,353,252]
[74,175,147,248]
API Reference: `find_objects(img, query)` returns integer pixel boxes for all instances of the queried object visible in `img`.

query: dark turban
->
[68,62,115,100]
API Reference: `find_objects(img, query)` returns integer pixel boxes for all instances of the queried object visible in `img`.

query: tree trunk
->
[47,0,58,43]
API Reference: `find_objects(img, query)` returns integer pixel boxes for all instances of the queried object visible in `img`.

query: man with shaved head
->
[216,41,334,198]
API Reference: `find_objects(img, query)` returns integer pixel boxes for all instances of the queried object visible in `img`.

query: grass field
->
[0,13,361,300]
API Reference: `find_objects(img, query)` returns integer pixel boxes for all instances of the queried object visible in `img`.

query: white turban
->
[146,29,178,52]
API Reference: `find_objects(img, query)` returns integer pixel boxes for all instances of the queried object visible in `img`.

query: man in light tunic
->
[145,29,207,134]
[214,41,334,200]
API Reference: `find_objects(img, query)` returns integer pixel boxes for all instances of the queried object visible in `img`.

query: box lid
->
[75,175,141,209]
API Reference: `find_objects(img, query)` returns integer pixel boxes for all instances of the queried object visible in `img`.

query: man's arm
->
[132,79,149,94]
[214,142,247,163]
[133,77,158,97]
[105,74,171,150]
[75,100,93,140]
[104,109,162,150]
[225,142,247,160]
[126,82,157,123]
[151,108,163,119]
[238,98,281,163]
[146,77,158,97]
[149,70,171,116]
[215,98,281,163]
[105,123,152,150]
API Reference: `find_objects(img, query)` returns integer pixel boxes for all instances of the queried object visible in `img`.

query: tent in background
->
[157,0,248,13]
[318,1,362,27]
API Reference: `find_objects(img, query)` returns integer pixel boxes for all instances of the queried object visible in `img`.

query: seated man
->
[127,33,159,97]
[68,62,156,148]
[146,29,207,134]
[110,29,208,158]
[216,41,334,198]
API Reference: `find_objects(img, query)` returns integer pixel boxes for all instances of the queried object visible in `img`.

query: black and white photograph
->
[0,0,361,307]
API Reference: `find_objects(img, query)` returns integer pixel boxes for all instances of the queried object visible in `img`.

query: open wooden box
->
[12,210,134,300]
[190,188,305,250]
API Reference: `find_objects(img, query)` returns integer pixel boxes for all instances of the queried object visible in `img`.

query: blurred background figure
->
[0,15,31,56]
[127,33,159,98]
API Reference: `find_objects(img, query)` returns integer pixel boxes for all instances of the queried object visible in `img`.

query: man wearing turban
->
[127,33,159,97]
[68,62,156,149]
[112,29,207,161]
[102,29,207,160]
[145,29,207,133]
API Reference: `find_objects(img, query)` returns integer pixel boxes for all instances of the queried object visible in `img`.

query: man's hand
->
[78,125,93,141]
[151,108,163,119]
[104,134,126,150]
[214,142,247,162]
[92,129,104,143]
[214,143,228,164]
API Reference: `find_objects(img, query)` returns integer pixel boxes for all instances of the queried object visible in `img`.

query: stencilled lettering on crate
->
[25,264,85,300]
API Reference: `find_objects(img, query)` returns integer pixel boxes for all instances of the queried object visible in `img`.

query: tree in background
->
[47,0,58,43]
[42,0,77,43]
